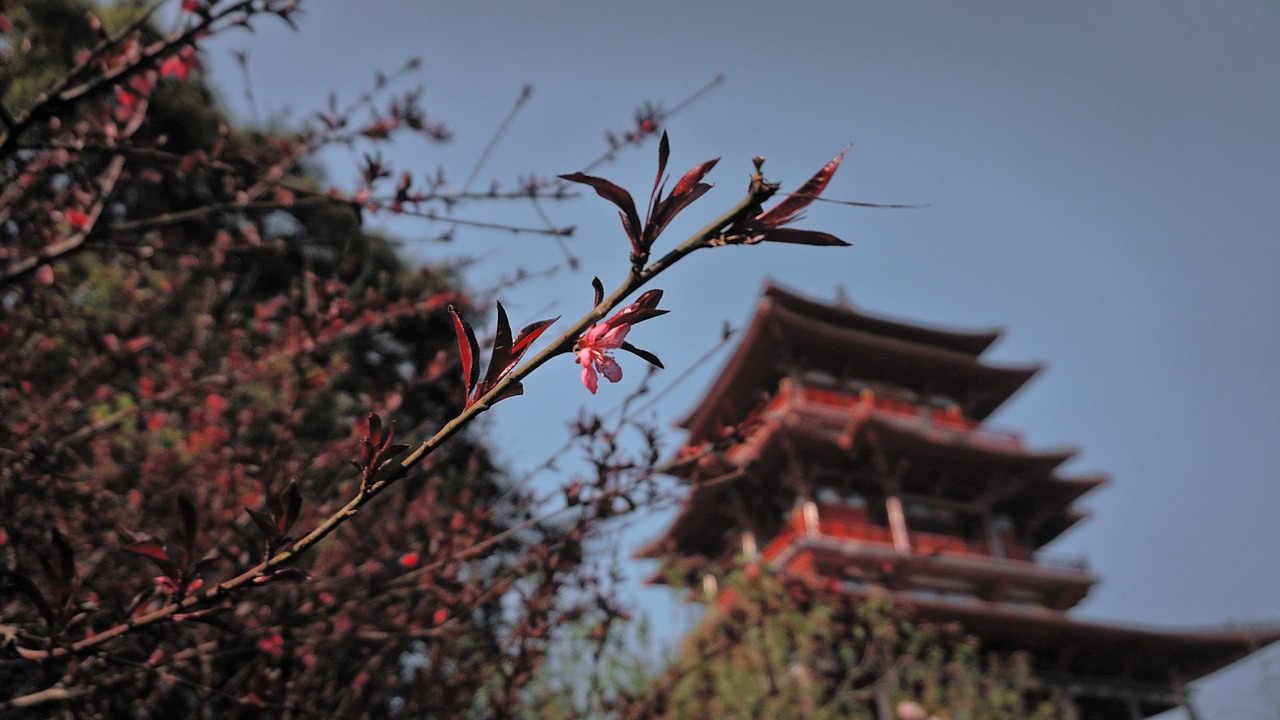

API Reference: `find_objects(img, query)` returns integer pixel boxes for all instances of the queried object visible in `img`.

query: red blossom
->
[65,211,90,232]
[574,285,667,394]
[257,633,285,658]
[160,46,201,81]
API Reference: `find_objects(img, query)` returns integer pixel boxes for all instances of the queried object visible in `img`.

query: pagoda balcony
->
[758,505,1095,610]
[753,379,1025,451]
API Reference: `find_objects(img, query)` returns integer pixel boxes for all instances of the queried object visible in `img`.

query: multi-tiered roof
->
[642,282,1279,719]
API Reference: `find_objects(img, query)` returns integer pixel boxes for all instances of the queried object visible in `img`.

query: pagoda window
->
[903,500,961,538]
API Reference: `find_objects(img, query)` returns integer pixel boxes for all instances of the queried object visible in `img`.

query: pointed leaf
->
[670,158,719,199]
[281,480,302,535]
[645,179,714,246]
[378,419,397,452]
[591,277,604,307]
[245,508,280,544]
[652,131,670,199]
[609,289,668,326]
[558,172,641,246]
[620,342,664,369]
[510,317,559,363]
[448,305,480,403]
[123,542,180,579]
[491,381,525,405]
[755,147,848,226]
[759,228,850,247]
[481,302,515,395]
[122,541,171,563]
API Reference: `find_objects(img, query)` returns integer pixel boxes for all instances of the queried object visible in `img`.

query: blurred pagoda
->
[639,282,1279,720]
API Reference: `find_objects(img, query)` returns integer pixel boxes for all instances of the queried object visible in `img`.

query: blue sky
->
[201,2,1280,715]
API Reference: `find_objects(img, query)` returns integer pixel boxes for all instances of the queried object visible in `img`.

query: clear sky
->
[201,2,1280,716]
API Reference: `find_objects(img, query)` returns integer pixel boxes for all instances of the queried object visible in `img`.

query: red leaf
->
[651,131,671,199]
[124,542,180,579]
[559,172,641,249]
[759,228,850,247]
[510,317,558,364]
[670,157,719,200]
[281,480,302,535]
[591,277,604,307]
[490,381,524,405]
[123,542,171,563]
[244,508,280,544]
[641,134,719,249]
[448,305,479,404]
[481,302,515,395]
[609,289,668,327]
[754,147,848,227]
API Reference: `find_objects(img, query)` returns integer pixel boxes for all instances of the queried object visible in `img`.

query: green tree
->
[586,567,1074,720]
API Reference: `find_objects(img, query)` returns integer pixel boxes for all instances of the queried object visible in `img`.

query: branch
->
[0,1,256,160]
[10,161,778,665]
[0,84,153,284]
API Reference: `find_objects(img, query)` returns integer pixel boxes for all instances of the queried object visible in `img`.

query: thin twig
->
[580,74,725,174]
[461,85,532,194]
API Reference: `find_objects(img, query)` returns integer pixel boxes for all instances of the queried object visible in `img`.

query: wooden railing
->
[756,381,1024,449]
[760,505,1087,573]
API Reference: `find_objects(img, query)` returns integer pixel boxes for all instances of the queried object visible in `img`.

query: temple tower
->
[640,283,1278,719]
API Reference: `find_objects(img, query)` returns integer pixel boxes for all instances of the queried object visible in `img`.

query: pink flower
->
[577,320,629,394]
[574,285,667,394]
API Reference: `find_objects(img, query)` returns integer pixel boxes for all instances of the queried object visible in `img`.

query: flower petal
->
[598,323,630,350]
[597,356,624,383]
[581,364,599,394]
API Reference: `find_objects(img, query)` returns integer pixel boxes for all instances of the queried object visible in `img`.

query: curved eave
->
[1029,508,1092,548]
[767,303,1041,419]
[849,412,1076,474]
[893,595,1280,683]
[678,295,781,439]
[681,298,1042,444]
[763,281,1004,355]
